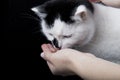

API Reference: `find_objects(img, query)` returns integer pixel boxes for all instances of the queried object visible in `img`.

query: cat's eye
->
[49,33,53,36]
[63,35,72,38]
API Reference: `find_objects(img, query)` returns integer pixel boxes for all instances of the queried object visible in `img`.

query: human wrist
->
[65,51,85,75]
[64,53,78,75]
[70,53,98,79]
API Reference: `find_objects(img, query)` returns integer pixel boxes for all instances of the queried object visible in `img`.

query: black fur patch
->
[39,0,94,27]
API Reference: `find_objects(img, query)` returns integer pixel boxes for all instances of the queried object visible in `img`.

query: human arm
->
[101,0,120,8]
[71,52,120,80]
[41,44,120,79]
[89,0,120,8]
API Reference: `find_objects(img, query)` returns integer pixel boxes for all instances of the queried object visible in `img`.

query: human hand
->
[41,44,75,76]
[41,44,95,76]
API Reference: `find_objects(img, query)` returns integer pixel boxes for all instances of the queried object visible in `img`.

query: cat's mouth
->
[51,43,61,50]
[51,40,78,49]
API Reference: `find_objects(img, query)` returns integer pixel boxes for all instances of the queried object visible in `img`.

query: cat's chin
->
[61,44,79,49]
[70,43,83,49]
[61,47,71,49]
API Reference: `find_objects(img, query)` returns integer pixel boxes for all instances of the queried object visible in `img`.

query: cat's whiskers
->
[21,13,42,34]
[21,13,40,22]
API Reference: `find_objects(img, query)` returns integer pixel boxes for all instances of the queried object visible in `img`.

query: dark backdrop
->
[7,0,82,79]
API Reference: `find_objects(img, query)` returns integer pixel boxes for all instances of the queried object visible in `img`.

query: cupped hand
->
[41,44,95,76]
[41,44,76,76]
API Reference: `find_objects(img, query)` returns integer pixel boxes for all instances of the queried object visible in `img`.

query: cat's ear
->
[31,5,47,19]
[74,5,88,21]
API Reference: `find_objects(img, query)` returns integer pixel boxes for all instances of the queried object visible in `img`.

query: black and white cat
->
[31,0,120,64]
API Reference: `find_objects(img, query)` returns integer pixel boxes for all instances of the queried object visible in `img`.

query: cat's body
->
[76,3,120,63]
[32,0,120,64]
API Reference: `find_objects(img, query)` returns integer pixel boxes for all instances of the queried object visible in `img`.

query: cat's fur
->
[31,0,120,64]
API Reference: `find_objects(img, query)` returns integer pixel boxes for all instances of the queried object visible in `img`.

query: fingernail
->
[40,52,44,58]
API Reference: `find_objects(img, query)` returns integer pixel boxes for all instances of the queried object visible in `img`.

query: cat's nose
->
[52,38,61,49]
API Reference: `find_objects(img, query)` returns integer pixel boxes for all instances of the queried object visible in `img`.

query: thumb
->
[40,52,52,61]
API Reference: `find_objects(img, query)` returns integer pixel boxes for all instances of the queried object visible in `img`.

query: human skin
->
[41,44,120,80]
[89,0,120,8]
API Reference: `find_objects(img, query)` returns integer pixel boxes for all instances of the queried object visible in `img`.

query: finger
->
[41,44,52,53]
[41,52,53,62]
[41,44,53,61]
[47,44,58,53]
[40,52,45,58]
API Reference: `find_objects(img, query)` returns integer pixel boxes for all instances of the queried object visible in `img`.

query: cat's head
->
[31,0,95,49]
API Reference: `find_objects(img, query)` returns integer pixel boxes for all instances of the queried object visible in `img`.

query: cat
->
[31,0,120,64]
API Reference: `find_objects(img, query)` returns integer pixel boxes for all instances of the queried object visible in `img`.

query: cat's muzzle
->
[51,38,61,49]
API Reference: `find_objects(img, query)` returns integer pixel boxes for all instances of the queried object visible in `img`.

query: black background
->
[7,0,82,79]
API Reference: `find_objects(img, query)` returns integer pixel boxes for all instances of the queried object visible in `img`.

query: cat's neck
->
[78,3,120,63]
[93,3,120,28]
[92,3,120,38]
[91,3,120,39]
[93,3,120,16]
[90,3,120,45]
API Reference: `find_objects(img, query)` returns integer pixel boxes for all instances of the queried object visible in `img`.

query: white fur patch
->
[75,5,87,15]
[52,18,64,38]
[31,8,39,13]
[31,7,47,18]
